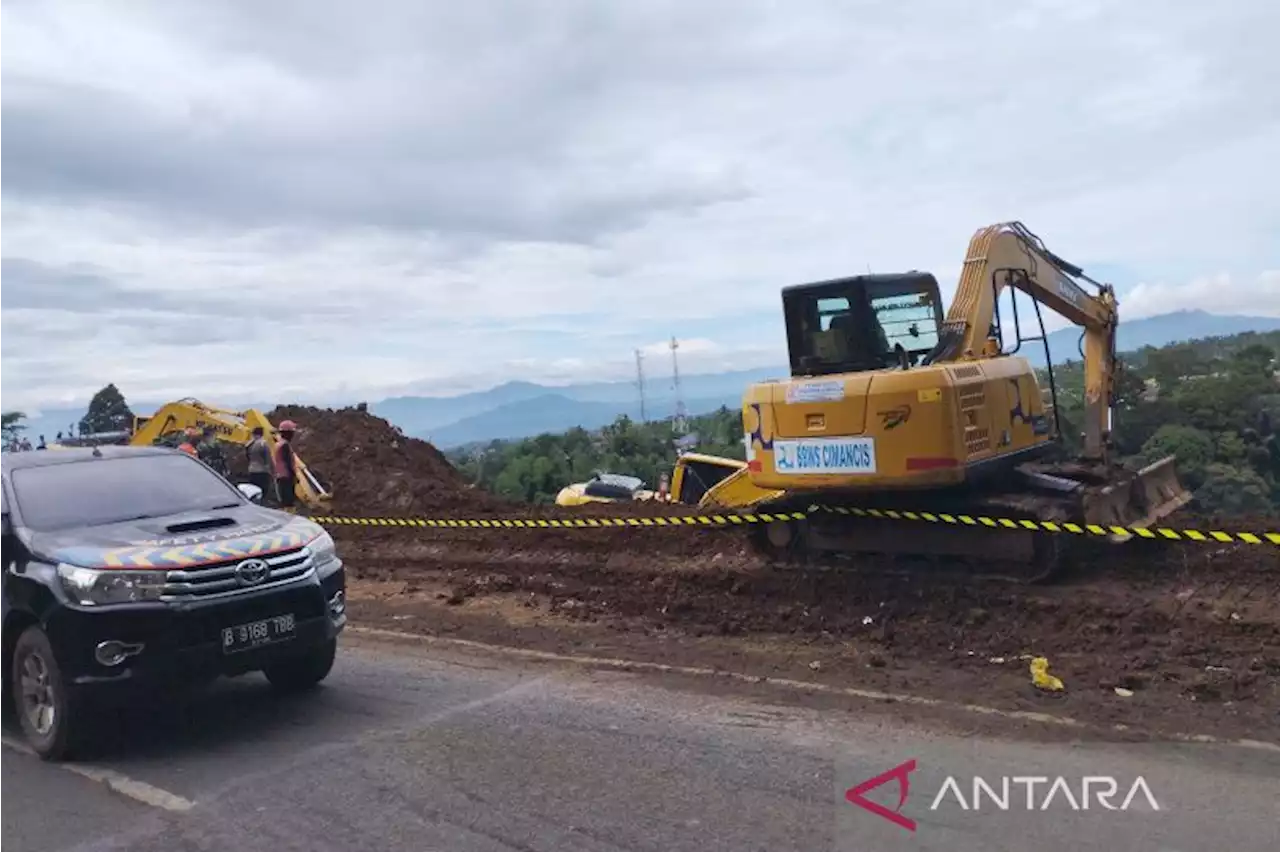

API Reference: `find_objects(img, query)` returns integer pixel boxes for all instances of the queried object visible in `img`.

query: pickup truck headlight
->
[57,563,167,607]
[307,531,341,577]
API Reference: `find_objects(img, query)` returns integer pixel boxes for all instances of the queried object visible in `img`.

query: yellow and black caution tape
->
[814,506,1280,546]
[311,511,807,529]
[311,507,1280,546]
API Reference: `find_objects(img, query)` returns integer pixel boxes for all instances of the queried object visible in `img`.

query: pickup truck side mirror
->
[236,483,264,505]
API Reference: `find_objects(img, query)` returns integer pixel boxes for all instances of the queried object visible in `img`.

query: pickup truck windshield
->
[11,454,242,532]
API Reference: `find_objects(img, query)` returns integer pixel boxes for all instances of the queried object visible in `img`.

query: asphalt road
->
[3,634,1278,852]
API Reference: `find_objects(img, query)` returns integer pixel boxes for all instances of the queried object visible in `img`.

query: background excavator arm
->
[129,399,332,509]
[935,222,1118,461]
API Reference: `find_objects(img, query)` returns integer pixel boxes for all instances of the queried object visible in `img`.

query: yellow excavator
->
[738,221,1192,581]
[555,472,658,506]
[554,455,782,510]
[130,399,333,511]
[667,452,782,509]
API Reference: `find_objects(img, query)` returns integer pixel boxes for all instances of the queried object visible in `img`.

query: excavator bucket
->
[296,461,333,504]
[1081,455,1193,531]
[1129,455,1195,526]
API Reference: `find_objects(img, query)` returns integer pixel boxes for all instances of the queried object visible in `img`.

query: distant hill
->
[424,393,742,448]
[1029,309,1280,367]
[412,310,1280,447]
[372,381,554,436]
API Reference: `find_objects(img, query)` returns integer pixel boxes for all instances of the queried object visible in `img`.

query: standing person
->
[272,420,299,511]
[36,436,47,450]
[177,427,200,457]
[245,426,275,504]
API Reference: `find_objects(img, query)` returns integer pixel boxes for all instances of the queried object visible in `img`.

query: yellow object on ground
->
[1029,656,1064,691]
[555,473,655,507]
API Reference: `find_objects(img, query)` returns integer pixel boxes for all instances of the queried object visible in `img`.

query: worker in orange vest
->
[272,420,299,511]
[177,427,201,457]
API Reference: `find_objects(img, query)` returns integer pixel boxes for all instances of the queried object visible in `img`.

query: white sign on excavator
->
[773,437,877,475]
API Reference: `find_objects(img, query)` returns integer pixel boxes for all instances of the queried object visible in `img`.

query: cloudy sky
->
[3,0,1278,412]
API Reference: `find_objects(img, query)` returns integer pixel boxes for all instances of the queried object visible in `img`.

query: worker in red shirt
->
[272,420,299,511]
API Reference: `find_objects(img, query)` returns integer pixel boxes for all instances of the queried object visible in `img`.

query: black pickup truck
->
[1,445,346,760]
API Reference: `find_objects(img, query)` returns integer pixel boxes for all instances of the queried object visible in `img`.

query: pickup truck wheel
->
[11,626,80,761]
[263,638,336,692]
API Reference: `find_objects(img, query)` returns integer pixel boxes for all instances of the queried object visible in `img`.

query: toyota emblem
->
[235,558,270,586]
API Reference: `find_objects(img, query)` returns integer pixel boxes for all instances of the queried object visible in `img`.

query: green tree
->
[1214,431,1249,465]
[1139,425,1215,488]
[1195,464,1272,514]
[1232,343,1276,376]
[2,410,28,444]
[79,384,135,434]
[1144,343,1209,388]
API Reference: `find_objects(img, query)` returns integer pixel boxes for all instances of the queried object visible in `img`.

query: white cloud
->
[2,0,1278,411]
[1123,271,1280,320]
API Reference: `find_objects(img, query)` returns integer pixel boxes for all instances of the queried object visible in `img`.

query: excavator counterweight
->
[740,222,1193,581]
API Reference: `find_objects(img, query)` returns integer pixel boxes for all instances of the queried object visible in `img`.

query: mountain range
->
[10,310,1280,449]
[380,309,1280,447]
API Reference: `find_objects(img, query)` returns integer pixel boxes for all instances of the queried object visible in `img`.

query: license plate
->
[222,614,296,654]
[773,437,877,475]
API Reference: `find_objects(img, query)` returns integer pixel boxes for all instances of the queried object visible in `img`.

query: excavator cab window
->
[783,273,943,377]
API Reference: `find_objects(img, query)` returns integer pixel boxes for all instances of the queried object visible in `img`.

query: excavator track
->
[746,456,1192,585]
[749,498,1069,584]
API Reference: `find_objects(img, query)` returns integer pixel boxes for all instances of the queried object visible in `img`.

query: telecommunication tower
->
[634,349,647,422]
[670,336,688,434]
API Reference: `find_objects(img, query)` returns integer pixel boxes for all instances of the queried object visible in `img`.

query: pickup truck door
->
[0,478,11,644]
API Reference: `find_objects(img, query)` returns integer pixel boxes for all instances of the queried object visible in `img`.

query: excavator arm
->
[129,399,332,509]
[933,222,1118,461]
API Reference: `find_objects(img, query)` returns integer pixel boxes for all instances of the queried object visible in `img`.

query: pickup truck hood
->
[33,504,327,570]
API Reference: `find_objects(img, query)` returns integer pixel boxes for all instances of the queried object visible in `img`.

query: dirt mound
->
[267,405,515,517]
[261,403,745,531]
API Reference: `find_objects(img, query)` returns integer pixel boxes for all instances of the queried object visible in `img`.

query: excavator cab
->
[783,273,943,377]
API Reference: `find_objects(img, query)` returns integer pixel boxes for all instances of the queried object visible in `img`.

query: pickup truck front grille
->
[161,547,315,601]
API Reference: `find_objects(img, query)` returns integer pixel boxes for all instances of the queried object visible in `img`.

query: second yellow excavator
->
[739,221,1192,580]
[130,399,333,511]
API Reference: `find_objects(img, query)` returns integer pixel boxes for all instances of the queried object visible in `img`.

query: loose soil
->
[272,405,1280,740]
